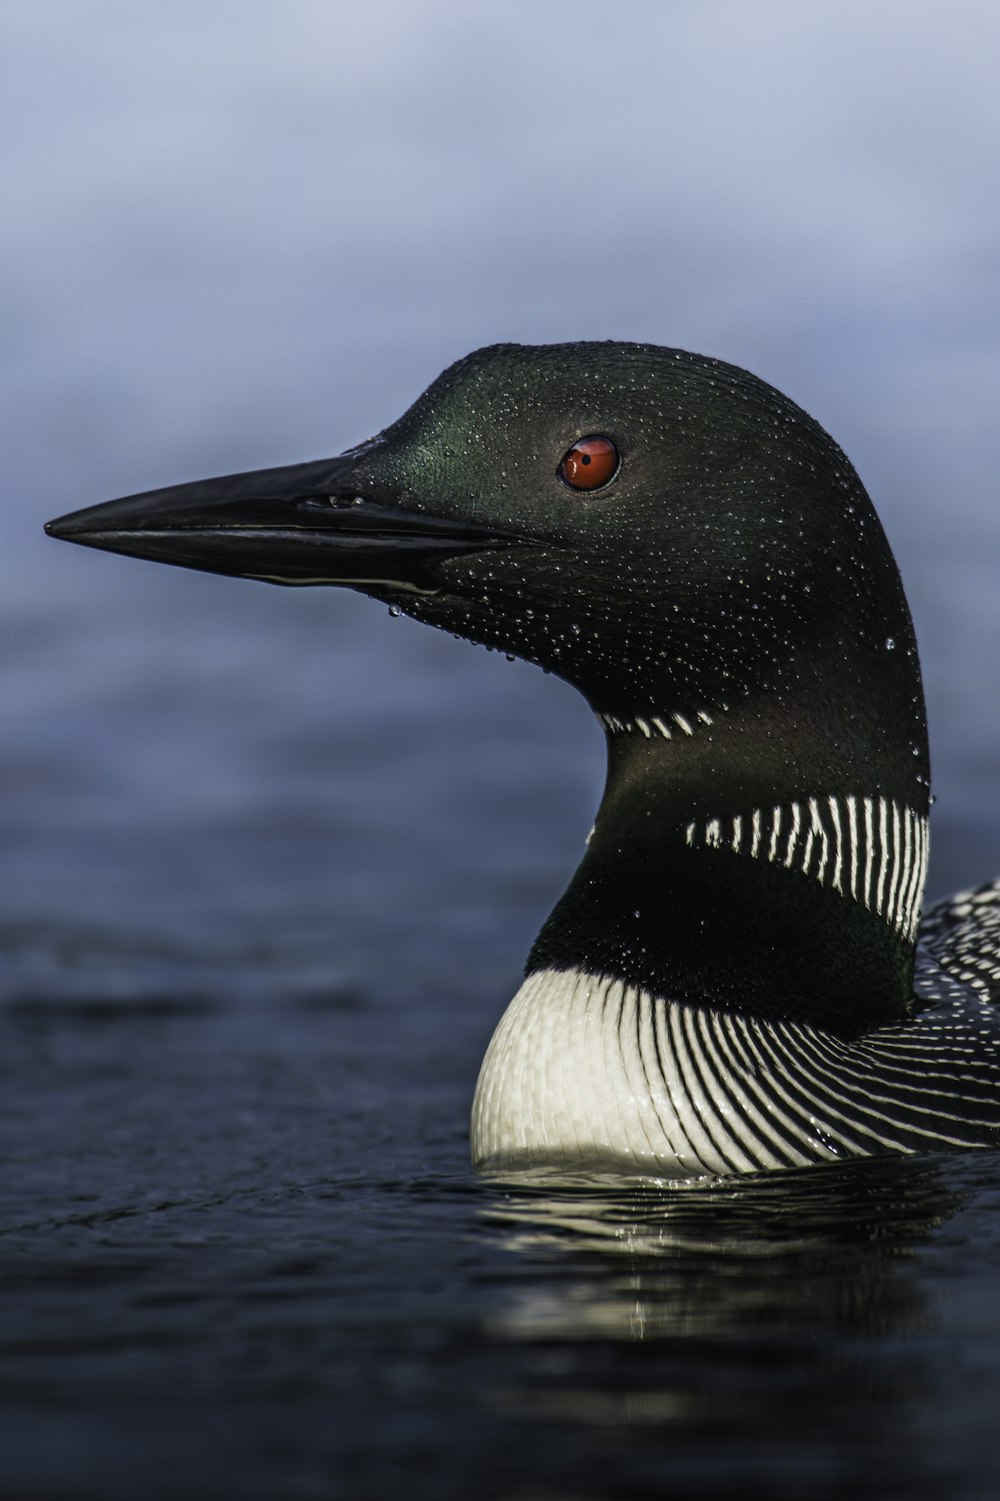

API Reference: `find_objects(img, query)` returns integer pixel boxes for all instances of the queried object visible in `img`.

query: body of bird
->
[46,342,1000,1177]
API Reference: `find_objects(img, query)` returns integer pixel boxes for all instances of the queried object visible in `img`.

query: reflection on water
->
[485,1152,961,1256]
[482,1154,962,1343]
[473,1156,988,1495]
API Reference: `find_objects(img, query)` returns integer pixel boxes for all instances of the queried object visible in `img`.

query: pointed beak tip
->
[45,510,94,543]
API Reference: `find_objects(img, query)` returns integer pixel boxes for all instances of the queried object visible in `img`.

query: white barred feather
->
[684,796,928,941]
[471,960,1000,1178]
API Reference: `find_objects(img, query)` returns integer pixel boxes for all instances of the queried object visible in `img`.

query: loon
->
[46,341,1000,1178]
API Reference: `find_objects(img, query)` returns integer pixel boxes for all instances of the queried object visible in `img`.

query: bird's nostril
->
[295,493,364,511]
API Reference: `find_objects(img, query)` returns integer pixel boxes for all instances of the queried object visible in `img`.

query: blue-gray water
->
[5,4,1000,1496]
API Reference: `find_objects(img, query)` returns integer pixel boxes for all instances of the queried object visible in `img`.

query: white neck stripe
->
[684,794,928,940]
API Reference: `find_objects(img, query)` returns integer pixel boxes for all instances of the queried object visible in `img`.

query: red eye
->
[558,435,619,491]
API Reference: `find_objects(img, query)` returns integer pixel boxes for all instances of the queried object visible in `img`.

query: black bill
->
[45,454,524,594]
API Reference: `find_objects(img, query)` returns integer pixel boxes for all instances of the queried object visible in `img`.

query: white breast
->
[470,968,812,1178]
[470,967,994,1179]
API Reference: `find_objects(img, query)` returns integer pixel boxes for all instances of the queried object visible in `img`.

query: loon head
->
[47,342,928,1041]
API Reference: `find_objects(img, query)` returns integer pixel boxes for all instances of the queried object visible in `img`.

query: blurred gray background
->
[3,0,1000,984]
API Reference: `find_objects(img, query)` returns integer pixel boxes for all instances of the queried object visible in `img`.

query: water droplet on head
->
[388,604,401,619]
[885,637,895,650]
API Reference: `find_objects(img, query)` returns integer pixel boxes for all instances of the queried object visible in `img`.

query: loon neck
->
[529,685,930,1039]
